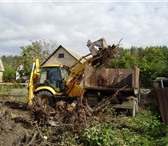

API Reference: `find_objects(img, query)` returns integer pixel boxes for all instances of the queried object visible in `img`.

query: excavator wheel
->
[35,91,54,107]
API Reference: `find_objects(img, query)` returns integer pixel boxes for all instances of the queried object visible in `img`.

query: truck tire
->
[83,91,99,107]
[36,91,54,107]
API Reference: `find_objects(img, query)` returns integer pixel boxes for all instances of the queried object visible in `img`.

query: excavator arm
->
[66,53,94,96]
[66,38,118,96]
[28,59,40,105]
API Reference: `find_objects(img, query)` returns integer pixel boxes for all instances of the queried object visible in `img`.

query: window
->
[58,53,64,58]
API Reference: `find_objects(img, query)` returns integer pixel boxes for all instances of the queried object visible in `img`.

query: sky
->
[0,1,168,57]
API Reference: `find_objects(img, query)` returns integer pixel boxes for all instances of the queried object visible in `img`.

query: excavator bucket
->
[87,38,118,66]
[96,44,117,65]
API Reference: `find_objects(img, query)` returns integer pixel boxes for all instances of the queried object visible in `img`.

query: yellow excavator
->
[28,38,118,106]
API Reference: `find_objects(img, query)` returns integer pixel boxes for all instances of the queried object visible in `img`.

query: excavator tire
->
[36,90,54,107]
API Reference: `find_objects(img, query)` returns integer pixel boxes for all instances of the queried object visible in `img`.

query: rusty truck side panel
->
[84,64,140,95]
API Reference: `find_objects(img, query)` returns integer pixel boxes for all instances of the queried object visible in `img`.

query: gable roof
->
[64,46,82,60]
[0,59,4,72]
[42,45,82,66]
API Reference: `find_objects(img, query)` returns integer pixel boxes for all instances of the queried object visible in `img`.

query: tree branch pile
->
[31,87,126,135]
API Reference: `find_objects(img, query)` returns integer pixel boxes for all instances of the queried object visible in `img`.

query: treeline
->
[107,46,168,87]
[1,40,57,82]
[1,44,168,87]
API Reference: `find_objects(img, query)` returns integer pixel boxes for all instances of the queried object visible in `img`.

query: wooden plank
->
[113,102,133,109]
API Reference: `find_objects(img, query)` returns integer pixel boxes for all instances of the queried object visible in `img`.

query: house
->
[0,59,4,82]
[42,45,83,68]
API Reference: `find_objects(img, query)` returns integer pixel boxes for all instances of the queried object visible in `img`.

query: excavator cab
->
[36,66,69,93]
[27,64,70,106]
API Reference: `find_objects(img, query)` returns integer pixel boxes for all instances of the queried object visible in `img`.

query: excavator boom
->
[66,39,118,97]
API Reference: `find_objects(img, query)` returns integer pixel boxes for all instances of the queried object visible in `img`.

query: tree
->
[20,40,57,78]
[138,46,165,86]
[1,55,21,81]
[158,46,168,76]
[107,47,137,69]
[107,46,168,87]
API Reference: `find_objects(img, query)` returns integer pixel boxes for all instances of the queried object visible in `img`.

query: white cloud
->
[0,2,168,57]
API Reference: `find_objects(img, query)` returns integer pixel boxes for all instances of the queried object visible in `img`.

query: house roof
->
[64,47,82,60]
[42,45,83,65]
[0,59,4,72]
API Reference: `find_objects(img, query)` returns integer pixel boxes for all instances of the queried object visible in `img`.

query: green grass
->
[0,83,27,95]
[82,110,168,146]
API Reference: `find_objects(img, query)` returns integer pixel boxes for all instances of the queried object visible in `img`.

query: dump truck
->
[28,38,140,116]
[84,64,140,116]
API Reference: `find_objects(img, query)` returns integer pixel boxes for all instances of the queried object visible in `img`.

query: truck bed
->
[84,64,140,95]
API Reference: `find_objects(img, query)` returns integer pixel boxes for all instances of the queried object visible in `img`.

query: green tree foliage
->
[107,47,139,68]
[138,47,165,86]
[1,55,21,81]
[107,46,168,87]
[3,63,15,81]
[158,46,168,76]
[20,40,57,77]
[1,39,57,82]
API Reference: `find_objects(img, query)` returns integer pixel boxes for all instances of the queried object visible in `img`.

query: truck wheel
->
[83,91,99,107]
[36,91,54,107]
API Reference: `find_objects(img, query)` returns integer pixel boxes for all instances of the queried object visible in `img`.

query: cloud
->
[0,2,168,57]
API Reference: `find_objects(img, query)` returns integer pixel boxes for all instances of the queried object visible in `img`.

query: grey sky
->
[0,1,168,57]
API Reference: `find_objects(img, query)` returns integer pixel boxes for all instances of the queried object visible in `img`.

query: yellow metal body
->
[35,86,60,95]
[28,61,66,105]
[28,55,91,105]
[67,84,84,97]
[28,52,100,105]
[28,59,40,105]
[66,53,94,94]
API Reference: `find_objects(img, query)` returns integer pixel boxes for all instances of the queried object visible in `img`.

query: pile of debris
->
[31,87,124,135]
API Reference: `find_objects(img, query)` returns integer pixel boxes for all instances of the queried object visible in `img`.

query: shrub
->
[83,110,168,146]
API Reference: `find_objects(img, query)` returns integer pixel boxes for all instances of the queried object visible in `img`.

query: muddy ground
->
[0,95,32,146]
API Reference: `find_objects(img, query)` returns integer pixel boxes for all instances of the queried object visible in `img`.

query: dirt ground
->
[0,95,32,146]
